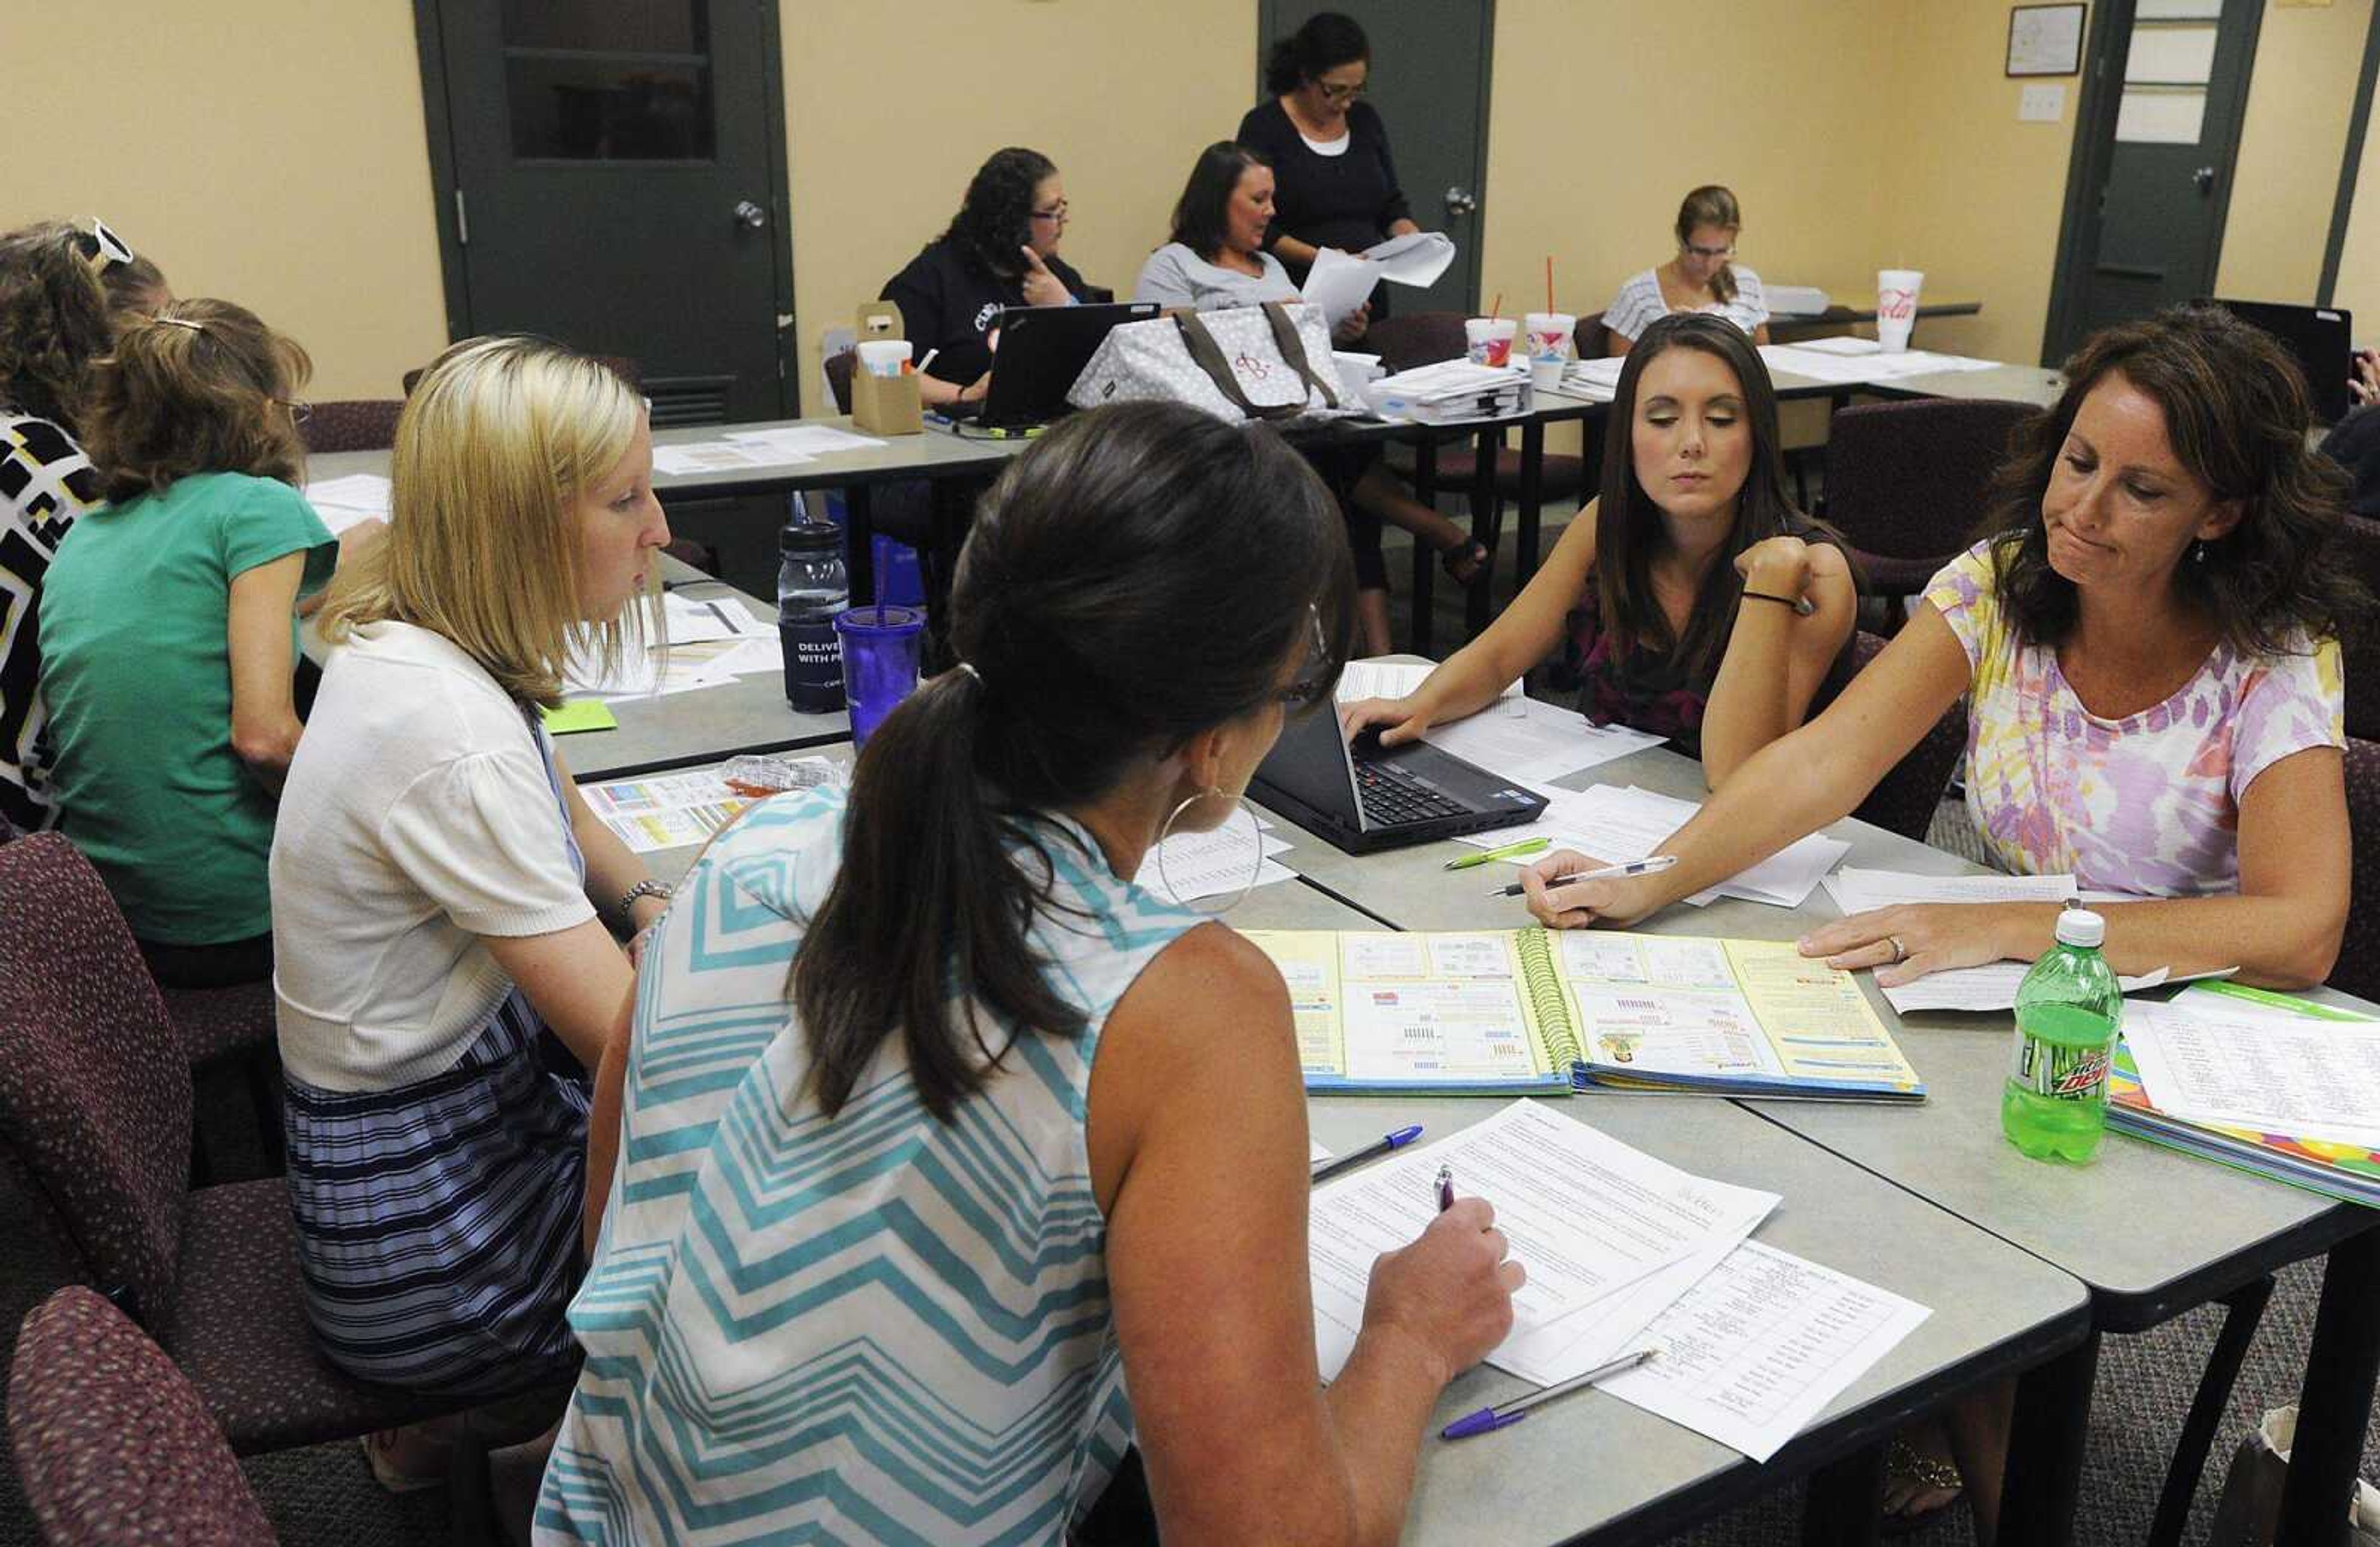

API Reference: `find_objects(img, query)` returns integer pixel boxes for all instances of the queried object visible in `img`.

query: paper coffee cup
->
[857,339,913,377]
[1465,317,1518,368]
[1876,270,1923,353]
[1525,311,1575,391]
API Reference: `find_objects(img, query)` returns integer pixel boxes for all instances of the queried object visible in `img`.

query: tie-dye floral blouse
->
[1925,541,2345,896]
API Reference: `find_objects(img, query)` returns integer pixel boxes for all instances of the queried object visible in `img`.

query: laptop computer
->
[953,301,1157,431]
[2206,299,2353,425]
[1252,705,1548,855]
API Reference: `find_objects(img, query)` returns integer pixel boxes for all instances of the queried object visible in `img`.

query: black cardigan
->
[1233,98,1413,286]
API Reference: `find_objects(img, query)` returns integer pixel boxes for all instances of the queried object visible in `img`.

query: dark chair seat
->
[1840,631,1968,843]
[1431,442,1588,501]
[159,979,275,1070]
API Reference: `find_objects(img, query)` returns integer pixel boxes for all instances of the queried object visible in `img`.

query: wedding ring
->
[1887,935,1908,964]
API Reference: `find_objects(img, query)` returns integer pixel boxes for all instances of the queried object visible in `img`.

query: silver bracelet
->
[615,878,673,915]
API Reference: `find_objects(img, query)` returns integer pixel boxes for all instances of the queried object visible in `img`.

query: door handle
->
[2193,165,2216,196]
[734,199,768,230]
[1444,187,1478,218]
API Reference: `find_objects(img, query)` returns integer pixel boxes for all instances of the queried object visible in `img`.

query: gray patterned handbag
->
[1067,301,1347,423]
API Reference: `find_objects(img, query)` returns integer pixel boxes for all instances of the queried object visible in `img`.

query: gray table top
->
[1263,696,2366,1324]
[621,750,2087,1547]
[1538,361,2066,415]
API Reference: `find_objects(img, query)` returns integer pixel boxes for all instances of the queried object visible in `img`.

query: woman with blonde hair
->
[270,335,674,1488]
[38,298,333,985]
[1603,185,1771,354]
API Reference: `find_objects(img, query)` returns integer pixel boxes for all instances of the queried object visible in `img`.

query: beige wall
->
[781,1,1255,396]
[1,2,447,403]
[2215,0,2375,304]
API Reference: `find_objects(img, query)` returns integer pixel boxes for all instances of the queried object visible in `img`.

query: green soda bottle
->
[2001,908,2123,1162]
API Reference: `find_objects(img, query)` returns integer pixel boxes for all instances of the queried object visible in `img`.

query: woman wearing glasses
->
[1235,12,1419,317]
[1604,186,1771,355]
[880,146,1100,410]
[37,300,334,988]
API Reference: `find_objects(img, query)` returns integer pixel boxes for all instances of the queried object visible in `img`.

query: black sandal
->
[1440,538,1492,588]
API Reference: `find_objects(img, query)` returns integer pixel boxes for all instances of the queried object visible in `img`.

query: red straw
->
[1545,257,1554,314]
[1489,292,1503,320]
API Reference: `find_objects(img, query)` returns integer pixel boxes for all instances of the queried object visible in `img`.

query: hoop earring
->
[1152,786,1266,915]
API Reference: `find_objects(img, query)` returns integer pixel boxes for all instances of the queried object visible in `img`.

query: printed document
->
[2122,995,2380,1150]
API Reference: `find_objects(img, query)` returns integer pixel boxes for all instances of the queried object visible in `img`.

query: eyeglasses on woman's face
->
[1683,240,1735,261]
[1315,74,1367,103]
[1029,200,1070,226]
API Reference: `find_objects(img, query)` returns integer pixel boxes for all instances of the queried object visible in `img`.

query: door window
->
[501,0,716,161]
[2118,4,2220,146]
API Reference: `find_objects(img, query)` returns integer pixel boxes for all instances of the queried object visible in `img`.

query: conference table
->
[620,746,2092,1547]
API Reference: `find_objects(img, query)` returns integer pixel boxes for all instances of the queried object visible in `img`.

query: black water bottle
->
[778,522,848,713]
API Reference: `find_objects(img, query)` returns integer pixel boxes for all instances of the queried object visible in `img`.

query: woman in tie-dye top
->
[1522,304,2358,995]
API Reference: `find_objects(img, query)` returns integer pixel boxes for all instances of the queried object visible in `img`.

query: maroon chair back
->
[0,834,192,1331]
[2334,516,2380,741]
[1364,310,1469,373]
[1823,398,2038,594]
[298,399,403,455]
[1841,631,1970,843]
[9,1286,278,1546]
[1576,309,1608,361]
[825,349,857,415]
[2338,735,2380,1003]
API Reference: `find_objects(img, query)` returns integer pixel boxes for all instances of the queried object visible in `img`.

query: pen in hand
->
[1491,853,1679,898]
[1435,1164,1455,1214]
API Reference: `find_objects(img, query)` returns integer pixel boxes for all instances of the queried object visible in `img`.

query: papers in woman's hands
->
[2122,992,2380,1150]
[1456,785,1847,909]
[1302,247,1383,331]
[1817,870,2232,1010]
[1307,1101,1778,1383]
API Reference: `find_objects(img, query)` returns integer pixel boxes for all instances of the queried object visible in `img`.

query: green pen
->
[1442,837,1551,871]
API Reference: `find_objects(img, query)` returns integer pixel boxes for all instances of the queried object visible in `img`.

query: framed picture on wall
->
[2007,3,2087,76]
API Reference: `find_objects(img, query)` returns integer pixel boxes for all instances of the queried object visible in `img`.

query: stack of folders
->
[1249,928,1925,1101]
[1362,360,1531,425]
[2109,982,2380,1209]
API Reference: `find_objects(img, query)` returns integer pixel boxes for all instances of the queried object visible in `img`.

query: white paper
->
[1552,357,1626,402]
[1758,345,2000,386]
[1360,231,1458,288]
[1302,246,1383,332]
[1311,1138,1332,1163]
[2121,997,2380,1148]
[1132,825,1295,905]
[1334,658,1523,711]
[1597,1241,1930,1463]
[725,424,887,458]
[301,472,392,535]
[563,637,734,702]
[1308,1101,1778,1383]
[1461,785,1843,910]
[661,590,770,645]
[704,634,788,678]
[1424,700,1665,784]
[651,440,780,477]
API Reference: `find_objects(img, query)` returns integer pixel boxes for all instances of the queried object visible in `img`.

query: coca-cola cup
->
[1876,270,1924,353]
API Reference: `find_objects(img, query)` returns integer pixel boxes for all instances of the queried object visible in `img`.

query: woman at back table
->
[1605,185,1771,355]
[1236,11,1419,312]
[1342,312,1858,787]
[537,402,1521,1546]
[882,146,1098,410]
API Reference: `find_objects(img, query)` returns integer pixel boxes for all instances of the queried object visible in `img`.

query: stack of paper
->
[1817,869,2228,1011]
[1758,343,2003,386]
[650,440,779,477]
[1458,784,1846,909]
[1553,357,1626,402]
[1364,361,1530,425]
[1300,232,1458,330]
[301,473,391,536]
[1307,1100,1929,1461]
[726,424,887,459]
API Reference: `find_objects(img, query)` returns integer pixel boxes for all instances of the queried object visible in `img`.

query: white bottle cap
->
[2055,908,2105,949]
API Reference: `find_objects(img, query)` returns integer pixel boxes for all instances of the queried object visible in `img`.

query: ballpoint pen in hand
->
[1310,1124,1424,1182]
[1443,837,1551,871]
[1491,853,1678,898]
[1440,1348,1659,1439]
[1435,1165,1455,1213]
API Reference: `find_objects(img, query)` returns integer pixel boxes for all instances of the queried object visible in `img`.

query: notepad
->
[1247,928,1923,1099]
[540,700,619,735]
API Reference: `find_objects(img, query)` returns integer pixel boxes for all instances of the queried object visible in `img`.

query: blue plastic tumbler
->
[834,605,927,746]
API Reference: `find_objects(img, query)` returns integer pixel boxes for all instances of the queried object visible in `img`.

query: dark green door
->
[1256,0,1494,316]
[425,0,792,423]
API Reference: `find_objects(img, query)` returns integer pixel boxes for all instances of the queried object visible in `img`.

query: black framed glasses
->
[276,399,313,426]
[1316,79,1367,102]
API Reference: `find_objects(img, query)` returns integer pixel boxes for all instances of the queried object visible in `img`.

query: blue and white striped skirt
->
[284,989,592,1399]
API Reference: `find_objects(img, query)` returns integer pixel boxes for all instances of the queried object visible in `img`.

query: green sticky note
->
[541,699,619,734]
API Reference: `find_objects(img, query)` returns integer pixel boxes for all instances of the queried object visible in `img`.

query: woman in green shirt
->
[38,299,333,987]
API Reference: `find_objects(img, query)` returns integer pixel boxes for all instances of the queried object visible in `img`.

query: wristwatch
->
[616,878,673,915]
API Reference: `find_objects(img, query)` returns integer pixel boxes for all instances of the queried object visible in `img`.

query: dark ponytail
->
[793,402,1355,1121]
[1264,12,1370,95]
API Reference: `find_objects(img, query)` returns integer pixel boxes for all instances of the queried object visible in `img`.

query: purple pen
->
[1435,1165,1455,1213]
[1440,1349,1658,1442]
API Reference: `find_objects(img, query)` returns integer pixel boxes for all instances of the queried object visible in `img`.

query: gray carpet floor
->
[2,524,2373,1545]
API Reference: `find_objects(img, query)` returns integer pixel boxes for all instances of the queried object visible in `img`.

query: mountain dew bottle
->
[2001,909,2123,1163]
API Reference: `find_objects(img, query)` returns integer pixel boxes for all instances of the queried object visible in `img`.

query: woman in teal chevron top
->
[536,402,1523,1545]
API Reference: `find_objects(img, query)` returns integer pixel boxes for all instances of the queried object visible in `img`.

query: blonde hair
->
[84,299,309,503]
[1675,185,1743,306]
[316,335,650,708]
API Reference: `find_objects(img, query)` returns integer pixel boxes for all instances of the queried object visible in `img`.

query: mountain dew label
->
[2009,1000,2116,1102]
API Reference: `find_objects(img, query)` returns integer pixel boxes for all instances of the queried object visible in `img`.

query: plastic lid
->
[780,522,840,552]
[2055,908,2106,949]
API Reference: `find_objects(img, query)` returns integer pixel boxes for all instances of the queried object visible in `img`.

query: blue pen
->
[1309,1124,1424,1183]
[1440,1348,1659,1440]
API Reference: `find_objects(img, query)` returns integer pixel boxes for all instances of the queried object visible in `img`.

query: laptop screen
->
[2208,299,2353,425]
[1253,704,1368,831]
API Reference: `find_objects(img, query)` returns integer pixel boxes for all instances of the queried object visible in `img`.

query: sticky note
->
[541,700,619,734]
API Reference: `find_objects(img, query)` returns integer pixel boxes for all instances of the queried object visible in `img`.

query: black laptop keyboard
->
[1355,760,1467,826]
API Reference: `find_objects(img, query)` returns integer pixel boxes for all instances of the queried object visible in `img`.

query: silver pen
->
[1491,853,1678,898]
[1442,1347,1660,1438]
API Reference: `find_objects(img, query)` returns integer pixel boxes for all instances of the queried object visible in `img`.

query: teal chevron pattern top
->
[534,788,1202,1545]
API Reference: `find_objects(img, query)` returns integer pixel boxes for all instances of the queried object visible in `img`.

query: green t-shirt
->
[38,472,335,945]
